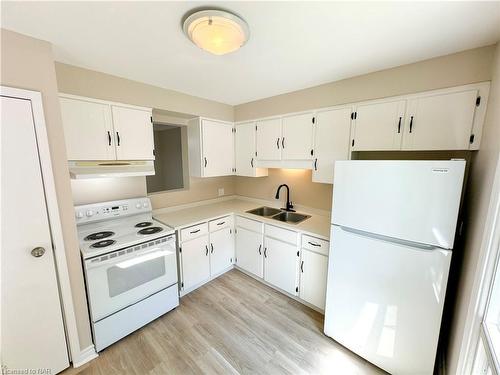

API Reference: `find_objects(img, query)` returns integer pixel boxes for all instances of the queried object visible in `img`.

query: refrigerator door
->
[332,160,465,249]
[324,225,452,375]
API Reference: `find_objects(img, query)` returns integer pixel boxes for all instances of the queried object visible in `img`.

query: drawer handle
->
[308,241,321,247]
[301,260,304,273]
[217,221,225,226]
[190,229,201,234]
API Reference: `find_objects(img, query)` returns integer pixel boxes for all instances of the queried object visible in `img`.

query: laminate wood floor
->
[65,269,386,375]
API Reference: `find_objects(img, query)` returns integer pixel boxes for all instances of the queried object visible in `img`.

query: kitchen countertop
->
[153,198,331,240]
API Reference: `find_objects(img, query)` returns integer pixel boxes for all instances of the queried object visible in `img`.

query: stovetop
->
[77,213,174,259]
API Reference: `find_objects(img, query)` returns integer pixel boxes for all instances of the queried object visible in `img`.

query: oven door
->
[84,236,178,322]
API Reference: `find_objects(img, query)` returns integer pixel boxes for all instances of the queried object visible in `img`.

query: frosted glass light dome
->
[183,10,249,55]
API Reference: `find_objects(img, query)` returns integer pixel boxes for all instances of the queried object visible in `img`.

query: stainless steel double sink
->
[246,206,311,224]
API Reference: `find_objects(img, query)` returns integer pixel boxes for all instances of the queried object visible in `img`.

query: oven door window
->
[107,255,166,297]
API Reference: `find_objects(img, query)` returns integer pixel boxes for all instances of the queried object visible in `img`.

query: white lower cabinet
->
[235,226,263,278]
[181,234,210,291]
[264,237,299,296]
[210,227,234,276]
[299,249,329,310]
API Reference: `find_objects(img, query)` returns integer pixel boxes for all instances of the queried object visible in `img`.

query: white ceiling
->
[2,1,500,105]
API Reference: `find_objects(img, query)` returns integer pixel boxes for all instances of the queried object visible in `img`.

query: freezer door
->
[324,226,452,375]
[332,160,465,248]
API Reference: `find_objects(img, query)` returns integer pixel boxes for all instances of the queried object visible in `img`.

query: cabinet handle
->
[210,243,214,254]
[276,138,280,149]
[301,260,304,273]
[314,158,318,171]
[116,132,121,146]
[308,241,320,247]
[409,116,414,133]
[397,117,402,133]
[216,221,225,226]
[107,131,111,146]
[204,157,207,167]
[205,245,209,256]
[264,247,267,258]
[190,229,200,234]
[251,158,254,168]
[282,137,285,148]
[258,244,262,255]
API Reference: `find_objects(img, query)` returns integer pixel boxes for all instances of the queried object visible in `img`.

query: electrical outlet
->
[218,188,224,196]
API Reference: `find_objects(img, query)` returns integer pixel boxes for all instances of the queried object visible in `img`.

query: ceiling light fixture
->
[183,9,249,56]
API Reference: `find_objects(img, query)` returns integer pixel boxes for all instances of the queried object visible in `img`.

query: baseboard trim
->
[72,344,98,368]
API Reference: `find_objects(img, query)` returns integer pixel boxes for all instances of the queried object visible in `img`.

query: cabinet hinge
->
[295,286,299,293]
[470,134,475,144]
[476,96,481,107]
[255,125,257,131]
[153,149,156,156]
[150,116,153,123]
[235,228,237,234]
[181,282,184,288]
[296,250,299,257]
[312,117,315,124]
[230,229,232,234]
[352,139,355,147]
[255,151,257,157]
[179,247,182,253]
[230,257,232,263]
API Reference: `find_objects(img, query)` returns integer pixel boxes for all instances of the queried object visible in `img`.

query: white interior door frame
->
[0,86,90,366]
[458,153,500,374]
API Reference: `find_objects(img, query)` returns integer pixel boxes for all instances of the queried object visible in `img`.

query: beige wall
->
[1,29,93,349]
[447,43,500,374]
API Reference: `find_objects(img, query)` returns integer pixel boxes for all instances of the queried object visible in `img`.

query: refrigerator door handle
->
[337,225,446,251]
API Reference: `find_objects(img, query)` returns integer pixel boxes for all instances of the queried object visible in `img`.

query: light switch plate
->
[218,188,224,196]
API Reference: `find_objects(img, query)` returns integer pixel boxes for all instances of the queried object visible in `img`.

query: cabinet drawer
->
[265,224,298,245]
[180,222,208,242]
[301,235,329,256]
[209,216,233,232]
[236,216,263,233]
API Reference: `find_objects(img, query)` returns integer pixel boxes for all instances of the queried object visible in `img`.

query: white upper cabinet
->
[188,118,234,177]
[256,118,282,161]
[281,113,314,160]
[352,100,406,151]
[60,97,115,160]
[312,107,353,184]
[235,122,268,177]
[111,105,154,160]
[60,94,153,161]
[402,89,478,150]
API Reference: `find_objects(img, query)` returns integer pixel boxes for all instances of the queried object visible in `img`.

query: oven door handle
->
[85,245,175,270]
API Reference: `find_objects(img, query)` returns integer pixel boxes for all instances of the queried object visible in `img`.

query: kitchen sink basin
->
[246,206,282,217]
[271,211,311,224]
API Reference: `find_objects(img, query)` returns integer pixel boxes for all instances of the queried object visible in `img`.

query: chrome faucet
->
[275,184,295,212]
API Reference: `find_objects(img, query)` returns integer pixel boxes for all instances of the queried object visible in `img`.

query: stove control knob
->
[136,203,142,209]
[143,202,148,208]
[86,210,94,217]
[76,211,84,219]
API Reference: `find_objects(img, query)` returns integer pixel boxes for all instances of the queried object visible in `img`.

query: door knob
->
[31,247,45,258]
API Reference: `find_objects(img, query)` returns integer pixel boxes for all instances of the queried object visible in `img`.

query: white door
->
[112,105,154,160]
[264,237,299,295]
[324,226,452,375]
[281,113,314,160]
[299,249,328,310]
[1,96,69,373]
[312,107,353,183]
[235,122,256,176]
[236,227,263,278]
[181,235,210,290]
[332,160,466,248]
[256,118,282,160]
[60,97,115,160]
[402,89,478,150]
[352,100,406,151]
[202,119,234,177]
[210,227,234,276]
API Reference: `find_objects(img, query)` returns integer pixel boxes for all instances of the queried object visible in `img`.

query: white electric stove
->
[75,198,179,352]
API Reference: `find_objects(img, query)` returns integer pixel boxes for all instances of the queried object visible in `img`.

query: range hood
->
[68,161,155,179]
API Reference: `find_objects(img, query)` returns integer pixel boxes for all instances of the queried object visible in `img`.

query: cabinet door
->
[352,100,406,151]
[281,113,314,160]
[210,227,234,276]
[235,227,263,278]
[202,119,234,177]
[256,118,282,160]
[299,249,328,310]
[312,107,352,184]
[235,122,257,176]
[60,97,115,160]
[181,235,210,291]
[111,106,154,160]
[264,237,299,295]
[402,89,478,150]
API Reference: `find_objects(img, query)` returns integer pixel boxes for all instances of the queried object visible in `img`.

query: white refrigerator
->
[324,160,466,375]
